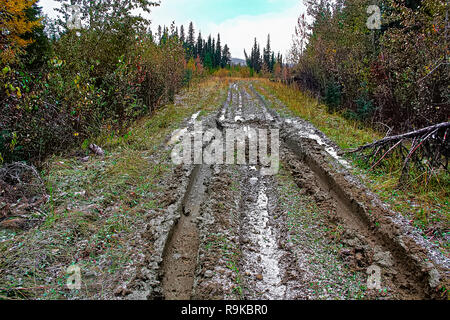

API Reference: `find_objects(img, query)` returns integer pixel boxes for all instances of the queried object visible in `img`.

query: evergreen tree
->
[263,34,271,72]
[23,2,51,69]
[187,22,195,58]
[180,25,185,43]
[157,25,162,43]
[270,52,275,72]
[215,34,222,68]
[221,44,231,68]
[197,32,203,59]
[211,38,215,67]
[277,52,283,67]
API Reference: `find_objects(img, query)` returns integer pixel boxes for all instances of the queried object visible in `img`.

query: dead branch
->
[347,122,450,153]
[345,122,450,185]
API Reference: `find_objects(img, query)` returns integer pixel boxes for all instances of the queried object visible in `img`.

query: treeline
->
[244,35,290,81]
[290,0,449,130]
[155,22,231,70]
[0,0,202,164]
[245,35,283,74]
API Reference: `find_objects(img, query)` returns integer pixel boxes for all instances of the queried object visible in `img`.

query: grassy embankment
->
[254,79,449,256]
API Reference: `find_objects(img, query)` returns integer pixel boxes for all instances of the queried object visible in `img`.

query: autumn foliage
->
[0,0,41,64]
[0,0,190,164]
[291,0,449,131]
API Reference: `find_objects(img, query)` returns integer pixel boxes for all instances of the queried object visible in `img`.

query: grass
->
[0,78,229,299]
[253,79,449,256]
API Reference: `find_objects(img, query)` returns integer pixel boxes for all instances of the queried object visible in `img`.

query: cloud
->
[206,4,304,59]
[149,0,305,59]
[38,0,306,59]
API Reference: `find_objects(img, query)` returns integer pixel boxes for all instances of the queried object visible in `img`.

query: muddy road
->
[126,81,449,300]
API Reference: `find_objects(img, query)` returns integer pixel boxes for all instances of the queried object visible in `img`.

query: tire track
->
[157,80,448,300]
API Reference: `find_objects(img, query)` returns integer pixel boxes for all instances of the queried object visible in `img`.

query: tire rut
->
[157,80,448,300]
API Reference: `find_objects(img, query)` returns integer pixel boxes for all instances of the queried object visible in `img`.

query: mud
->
[126,80,448,300]
[161,165,211,299]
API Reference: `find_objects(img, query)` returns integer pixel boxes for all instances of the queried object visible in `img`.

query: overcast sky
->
[38,0,305,59]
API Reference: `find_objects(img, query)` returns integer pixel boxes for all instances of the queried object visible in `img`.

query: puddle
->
[241,173,286,299]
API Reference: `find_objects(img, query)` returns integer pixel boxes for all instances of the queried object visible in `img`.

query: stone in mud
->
[373,250,394,268]
[114,286,132,297]
[428,269,441,288]
[204,270,214,278]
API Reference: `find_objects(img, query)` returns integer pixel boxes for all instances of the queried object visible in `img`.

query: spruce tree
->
[216,33,222,68]
[221,44,231,68]
[180,25,185,43]
[187,22,195,58]
[197,32,203,59]
[263,34,271,71]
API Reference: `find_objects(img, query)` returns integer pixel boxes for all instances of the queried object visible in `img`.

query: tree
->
[0,0,42,65]
[263,34,271,72]
[289,13,308,64]
[221,44,231,68]
[187,21,195,57]
[157,25,162,43]
[196,32,203,60]
[23,2,51,69]
[215,33,222,68]
[180,25,185,43]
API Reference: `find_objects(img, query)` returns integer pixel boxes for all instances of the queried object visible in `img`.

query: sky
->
[38,0,305,59]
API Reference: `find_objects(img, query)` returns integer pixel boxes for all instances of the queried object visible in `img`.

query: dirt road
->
[126,81,449,300]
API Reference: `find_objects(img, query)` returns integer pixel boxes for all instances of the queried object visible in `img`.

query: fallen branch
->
[347,122,450,154]
[345,122,449,184]
[370,139,403,171]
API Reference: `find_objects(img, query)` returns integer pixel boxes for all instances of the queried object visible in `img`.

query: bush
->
[291,0,448,130]
[0,1,188,164]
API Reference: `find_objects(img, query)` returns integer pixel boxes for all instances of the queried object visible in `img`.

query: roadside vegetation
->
[253,79,448,256]
[0,0,448,300]
[0,0,235,165]
[0,78,229,299]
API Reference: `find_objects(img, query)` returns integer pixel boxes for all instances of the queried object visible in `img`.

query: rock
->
[373,251,394,268]
[114,286,131,297]
[256,274,263,281]
[89,144,105,157]
[204,270,214,278]
[0,218,26,230]
[339,248,352,257]
[355,252,363,262]
[428,269,441,288]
